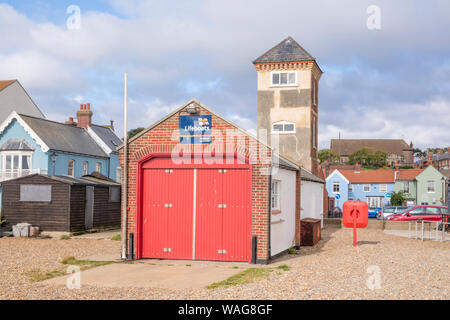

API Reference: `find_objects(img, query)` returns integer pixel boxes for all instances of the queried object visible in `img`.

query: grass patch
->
[287,248,297,254]
[186,264,191,267]
[61,256,115,269]
[277,264,290,271]
[25,268,66,282]
[60,235,70,240]
[206,268,272,289]
[110,234,121,241]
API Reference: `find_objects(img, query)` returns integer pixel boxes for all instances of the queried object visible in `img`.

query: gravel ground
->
[0,228,448,300]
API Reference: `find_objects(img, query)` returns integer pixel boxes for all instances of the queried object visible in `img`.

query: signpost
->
[179,115,212,144]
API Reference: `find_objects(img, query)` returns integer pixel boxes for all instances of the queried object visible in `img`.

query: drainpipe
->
[121,73,128,260]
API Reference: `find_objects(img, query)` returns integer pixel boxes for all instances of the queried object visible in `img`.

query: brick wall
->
[119,105,274,262]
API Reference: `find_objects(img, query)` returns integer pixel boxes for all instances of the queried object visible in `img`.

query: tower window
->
[271,71,297,86]
[272,121,295,134]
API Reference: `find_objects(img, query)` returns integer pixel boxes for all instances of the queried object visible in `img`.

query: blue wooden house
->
[326,167,396,210]
[0,104,122,205]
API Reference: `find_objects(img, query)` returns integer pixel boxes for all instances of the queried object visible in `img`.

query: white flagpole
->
[121,73,128,259]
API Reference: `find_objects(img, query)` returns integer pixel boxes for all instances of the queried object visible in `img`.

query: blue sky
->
[1,0,449,150]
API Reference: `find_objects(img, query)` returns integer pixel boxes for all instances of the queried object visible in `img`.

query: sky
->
[1,0,449,150]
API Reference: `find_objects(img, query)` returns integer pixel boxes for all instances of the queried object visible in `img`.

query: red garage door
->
[196,169,251,261]
[140,156,251,262]
[142,169,194,260]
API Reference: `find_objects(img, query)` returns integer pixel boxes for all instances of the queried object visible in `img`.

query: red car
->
[387,205,449,222]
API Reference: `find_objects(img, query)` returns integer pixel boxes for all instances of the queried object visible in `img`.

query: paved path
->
[43,259,247,290]
[72,229,121,240]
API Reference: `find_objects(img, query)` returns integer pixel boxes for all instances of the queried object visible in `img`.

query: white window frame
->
[83,161,88,176]
[363,184,371,192]
[333,182,340,193]
[403,181,409,193]
[116,167,122,183]
[96,162,102,173]
[379,184,387,193]
[271,180,281,211]
[1,151,33,171]
[68,159,75,177]
[349,184,353,192]
[427,180,435,193]
[270,71,297,87]
[271,121,296,134]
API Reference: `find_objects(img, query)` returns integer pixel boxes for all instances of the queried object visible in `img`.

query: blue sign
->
[180,136,213,144]
[180,115,211,135]
[385,193,391,199]
[335,193,341,200]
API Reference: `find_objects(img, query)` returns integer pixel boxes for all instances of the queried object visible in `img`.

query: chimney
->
[354,162,361,173]
[447,147,450,154]
[76,103,93,129]
[438,149,443,155]
[427,151,433,165]
[65,116,75,126]
[410,141,413,149]
[395,160,399,171]
[110,120,115,132]
[414,163,419,169]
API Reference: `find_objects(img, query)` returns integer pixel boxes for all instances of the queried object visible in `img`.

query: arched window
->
[272,121,295,134]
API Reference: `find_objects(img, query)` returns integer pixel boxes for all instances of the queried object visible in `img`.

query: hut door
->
[85,186,94,229]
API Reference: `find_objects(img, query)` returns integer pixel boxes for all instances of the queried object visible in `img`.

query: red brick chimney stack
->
[76,103,93,129]
[395,160,399,171]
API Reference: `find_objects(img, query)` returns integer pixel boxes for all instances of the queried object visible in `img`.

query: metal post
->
[121,73,128,260]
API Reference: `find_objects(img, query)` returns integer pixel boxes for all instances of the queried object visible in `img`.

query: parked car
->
[378,206,411,220]
[386,206,449,223]
[368,207,382,219]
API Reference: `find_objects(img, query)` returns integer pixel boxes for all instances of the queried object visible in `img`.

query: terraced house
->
[394,166,446,206]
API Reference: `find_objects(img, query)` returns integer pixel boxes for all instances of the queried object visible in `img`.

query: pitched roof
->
[272,154,299,171]
[0,138,34,151]
[19,114,108,158]
[0,80,16,92]
[301,168,324,183]
[330,139,411,156]
[339,169,396,184]
[253,37,315,64]
[90,124,122,152]
[396,169,424,181]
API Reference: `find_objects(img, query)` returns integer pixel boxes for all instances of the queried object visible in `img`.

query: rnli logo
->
[198,118,209,126]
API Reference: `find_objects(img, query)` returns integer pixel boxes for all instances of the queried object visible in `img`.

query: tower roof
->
[253,37,315,64]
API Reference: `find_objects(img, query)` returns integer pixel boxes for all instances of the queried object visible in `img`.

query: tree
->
[318,149,340,164]
[348,147,387,168]
[390,191,406,206]
[127,127,145,140]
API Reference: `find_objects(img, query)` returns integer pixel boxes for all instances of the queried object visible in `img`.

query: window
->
[426,207,441,215]
[271,180,281,211]
[20,185,52,202]
[116,167,122,183]
[349,184,353,192]
[409,207,426,215]
[403,181,409,193]
[427,180,435,193]
[68,159,75,177]
[312,117,317,148]
[83,161,88,176]
[333,182,340,193]
[363,184,371,192]
[379,184,387,192]
[272,121,295,134]
[312,79,317,106]
[271,71,297,86]
[1,153,32,171]
[109,186,121,202]
[96,162,102,173]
